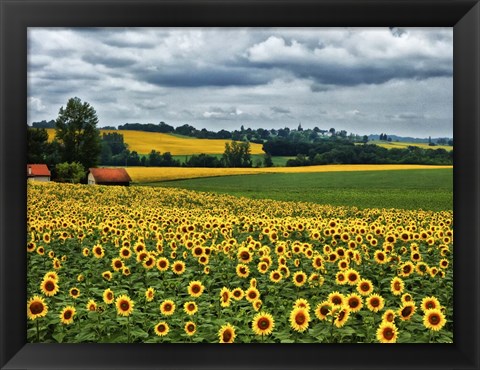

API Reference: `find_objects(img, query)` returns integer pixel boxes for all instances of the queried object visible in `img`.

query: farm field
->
[27,182,453,343]
[125,164,452,183]
[152,168,453,212]
[363,141,453,151]
[45,129,265,155]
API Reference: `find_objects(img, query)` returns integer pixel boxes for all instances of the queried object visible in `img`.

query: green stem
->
[127,316,131,343]
[36,319,40,342]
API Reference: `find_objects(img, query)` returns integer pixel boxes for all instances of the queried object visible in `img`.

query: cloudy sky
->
[28,27,453,137]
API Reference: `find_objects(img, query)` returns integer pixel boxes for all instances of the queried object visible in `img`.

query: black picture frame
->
[1,0,479,369]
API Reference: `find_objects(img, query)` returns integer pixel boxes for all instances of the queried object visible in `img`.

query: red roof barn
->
[27,164,51,182]
[88,168,132,186]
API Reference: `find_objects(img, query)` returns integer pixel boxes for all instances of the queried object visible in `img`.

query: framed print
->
[1,0,479,369]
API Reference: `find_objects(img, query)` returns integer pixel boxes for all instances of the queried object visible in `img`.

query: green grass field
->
[141,168,452,211]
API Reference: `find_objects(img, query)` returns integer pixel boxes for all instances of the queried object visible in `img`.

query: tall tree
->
[55,97,101,171]
[222,141,252,167]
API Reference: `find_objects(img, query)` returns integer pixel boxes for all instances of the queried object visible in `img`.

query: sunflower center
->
[361,283,369,292]
[64,311,72,320]
[259,318,269,329]
[429,314,440,324]
[72,289,78,296]
[192,286,200,293]
[349,299,359,308]
[426,302,435,309]
[159,324,166,332]
[121,302,129,310]
[394,282,401,290]
[402,306,412,317]
[332,297,342,305]
[175,264,182,271]
[240,252,249,261]
[30,302,44,314]
[107,293,113,300]
[165,304,172,311]
[348,274,356,281]
[296,276,303,283]
[222,292,229,301]
[371,298,380,307]
[338,311,346,321]
[386,313,394,322]
[45,281,55,291]
[187,324,195,332]
[115,261,122,268]
[222,330,232,342]
[378,254,384,261]
[320,306,329,316]
[295,313,306,325]
[383,328,394,340]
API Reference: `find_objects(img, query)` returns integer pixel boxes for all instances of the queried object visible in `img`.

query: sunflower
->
[423,308,446,331]
[236,264,250,278]
[269,270,282,284]
[27,296,48,320]
[145,287,155,302]
[119,247,132,260]
[103,288,114,304]
[376,322,398,343]
[219,287,232,308]
[142,255,156,270]
[122,267,131,276]
[188,281,205,298]
[382,309,396,323]
[218,323,236,343]
[293,298,311,311]
[172,260,186,275]
[250,278,258,288]
[227,288,243,302]
[36,246,45,255]
[366,294,385,313]
[40,278,59,297]
[420,296,441,313]
[398,302,416,321]
[237,247,252,264]
[345,293,363,313]
[252,311,275,336]
[327,291,345,307]
[156,257,169,272]
[27,241,36,253]
[334,306,350,328]
[69,287,80,299]
[160,300,176,316]
[257,261,269,274]
[111,258,124,271]
[439,258,449,269]
[390,277,405,296]
[253,299,263,312]
[401,293,414,305]
[374,250,387,264]
[356,279,374,296]
[245,287,260,303]
[335,271,347,285]
[292,271,307,287]
[399,261,415,277]
[102,271,113,281]
[116,295,134,317]
[314,301,332,321]
[154,321,169,337]
[289,307,310,332]
[345,268,360,286]
[59,306,76,325]
[184,301,198,315]
[86,299,97,312]
[92,244,105,259]
[184,321,197,336]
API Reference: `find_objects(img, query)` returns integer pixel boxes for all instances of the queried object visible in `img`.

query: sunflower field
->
[27,182,453,343]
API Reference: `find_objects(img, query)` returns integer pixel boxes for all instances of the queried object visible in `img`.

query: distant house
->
[27,164,51,182]
[88,168,132,186]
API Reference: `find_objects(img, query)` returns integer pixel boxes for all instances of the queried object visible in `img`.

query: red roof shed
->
[88,168,132,185]
[27,164,51,178]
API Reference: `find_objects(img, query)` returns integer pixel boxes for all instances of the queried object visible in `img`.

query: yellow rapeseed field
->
[45,129,264,155]
[362,141,453,151]
[125,164,453,183]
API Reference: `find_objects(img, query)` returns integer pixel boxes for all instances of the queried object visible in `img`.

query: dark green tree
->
[55,162,85,183]
[222,141,252,167]
[27,126,49,163]
[263,152,274,167]
[55,97,101,171]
